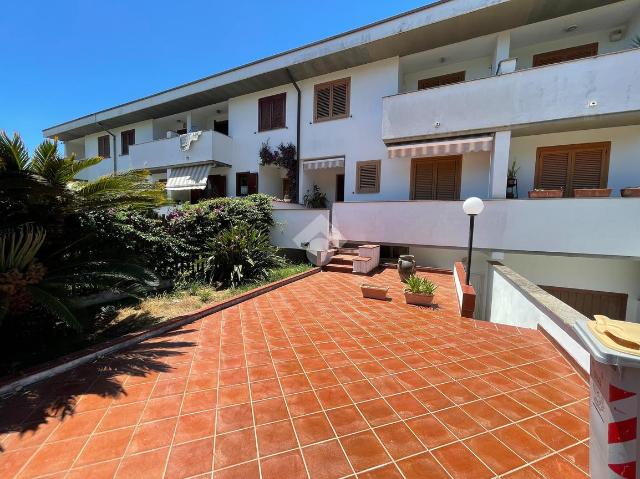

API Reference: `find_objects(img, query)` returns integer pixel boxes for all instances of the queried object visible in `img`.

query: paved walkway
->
[0,269,589,478]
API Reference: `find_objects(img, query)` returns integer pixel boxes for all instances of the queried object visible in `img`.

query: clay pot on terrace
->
[404,291,435,306]
[574,188,612,198]
[528,189,563,199]
[621,187,640,197]
[397,255,416,282]
[360,284,389,300]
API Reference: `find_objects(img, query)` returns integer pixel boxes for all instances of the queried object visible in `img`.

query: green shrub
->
[198,222,286,288]
[405,275,438,295]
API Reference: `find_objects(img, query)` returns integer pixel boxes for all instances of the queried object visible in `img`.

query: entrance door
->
[540,285,628,321]
[410,156,462,200]
[336,174,345,202]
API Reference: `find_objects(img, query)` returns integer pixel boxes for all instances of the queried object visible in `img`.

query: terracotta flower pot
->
[361,284,389,300]
[404,291,434,306]
[528,189,563,199]
[621,187,640,198]
[574,188,612,197]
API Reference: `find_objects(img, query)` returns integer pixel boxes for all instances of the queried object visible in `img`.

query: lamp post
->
[462,197,484,285]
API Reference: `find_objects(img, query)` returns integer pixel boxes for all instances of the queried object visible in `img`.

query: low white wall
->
[270,208,330,252]
[486,263,590,373]
[331,198,640,258]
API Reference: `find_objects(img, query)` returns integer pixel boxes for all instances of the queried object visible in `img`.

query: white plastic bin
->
[574,318,640,479]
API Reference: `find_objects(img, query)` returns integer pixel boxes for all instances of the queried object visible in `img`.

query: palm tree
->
[0,131,167,220]
[0,224,159,329]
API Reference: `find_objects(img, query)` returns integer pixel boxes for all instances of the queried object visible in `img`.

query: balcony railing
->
[332,198,640,258]
[383,48,640,142]
[129,130,232,170]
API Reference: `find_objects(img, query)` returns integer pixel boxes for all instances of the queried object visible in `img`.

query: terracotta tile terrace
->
[0,269,589,478]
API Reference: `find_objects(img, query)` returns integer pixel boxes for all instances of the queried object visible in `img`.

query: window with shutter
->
[120,129,135,155]
[258,93,286,131]
[418,71,466,90]
[411,156,461,200]
[98,135,110,158]
[355,160,380,194]
[314,78,350,122]
[535,142,610,196]
[532,43,598,67]
[236,172,258,196]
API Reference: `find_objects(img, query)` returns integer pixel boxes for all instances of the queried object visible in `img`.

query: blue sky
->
[1,0,432,153]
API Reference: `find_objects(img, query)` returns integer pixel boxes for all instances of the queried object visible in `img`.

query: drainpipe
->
[97,121,118,174]
[286,68,301,203]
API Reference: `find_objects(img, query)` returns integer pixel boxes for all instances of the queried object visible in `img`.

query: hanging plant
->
[259,141,298,202]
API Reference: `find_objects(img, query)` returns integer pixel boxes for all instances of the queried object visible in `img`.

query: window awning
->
[388,136,493,159]
[302,156,345,170]
[166,164,211,190]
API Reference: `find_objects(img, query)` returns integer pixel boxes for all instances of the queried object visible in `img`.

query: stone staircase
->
[323,245,380,274]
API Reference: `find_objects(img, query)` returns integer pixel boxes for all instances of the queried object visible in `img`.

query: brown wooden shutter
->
[331,79,349,118]
[247,173,258,195]
[258,97,271,131]
[355,160,380,194]
[411,156,461,200]
[418,71,466,90]
[314,85,331,121]
[271,94,285,129]
[314,78,350,122]
[412,160,435,200]
[435,157,460,200]
[535,142,610,196]
[532,43,598,67]
[98,135,110,157]
[572,147,608,191]
[536,151,570,192]
[121,129,135,155]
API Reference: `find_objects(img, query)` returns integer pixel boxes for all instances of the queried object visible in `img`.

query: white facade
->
[47,0,640,322]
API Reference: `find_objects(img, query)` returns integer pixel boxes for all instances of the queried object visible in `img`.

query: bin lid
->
[574,317,640,367]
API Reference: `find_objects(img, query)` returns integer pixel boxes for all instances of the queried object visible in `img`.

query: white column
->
[186,112,193,132]
[492,31,511,75]
[489,130,511,199]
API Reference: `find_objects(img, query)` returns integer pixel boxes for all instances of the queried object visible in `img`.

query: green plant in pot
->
[303,185,328,208]
[404,275,438,306]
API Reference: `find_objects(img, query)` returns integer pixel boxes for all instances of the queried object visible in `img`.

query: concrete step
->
[324,264,354,273]
[337,248,359,255]
[330,254,356,265]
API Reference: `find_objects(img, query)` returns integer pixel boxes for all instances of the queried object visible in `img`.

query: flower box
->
[404,291,434,306]
[360,284,389,300]
[574,188,612,198]
[621,187,640,198]
[528,189,563,199]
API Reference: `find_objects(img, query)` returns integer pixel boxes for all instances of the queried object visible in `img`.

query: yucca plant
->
[404,275,438,295]
[0,224,159,330]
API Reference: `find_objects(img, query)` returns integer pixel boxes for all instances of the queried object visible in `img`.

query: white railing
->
[331,198,640,258]
[383,49,640,141]
[129,130,232,170]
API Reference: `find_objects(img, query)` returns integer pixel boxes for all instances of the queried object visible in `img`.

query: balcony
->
[383,48,640,142]
[128,129,232,171]
[332,198,640,258]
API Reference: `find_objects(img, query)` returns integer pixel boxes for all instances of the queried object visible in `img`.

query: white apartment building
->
[44,0,640,323]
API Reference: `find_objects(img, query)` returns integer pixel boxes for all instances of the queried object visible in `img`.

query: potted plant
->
[528,188,563,199]
[621,187,640,197]
[506,160,519,199]
[404,275,438,306]
[361,283,389,300]
[303,185,328,208]
[574,188,612,197]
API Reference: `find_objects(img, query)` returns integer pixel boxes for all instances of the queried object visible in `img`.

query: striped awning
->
[388,136,493,159]
[303,156,345,170]
[166,164,211,190]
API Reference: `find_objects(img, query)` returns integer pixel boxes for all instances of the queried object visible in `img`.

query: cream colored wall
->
[510,125,640,196]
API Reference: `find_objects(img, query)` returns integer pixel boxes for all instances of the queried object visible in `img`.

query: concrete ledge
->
[487,261,590,373]
[0,267,320,396]
[453,262,476,318]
